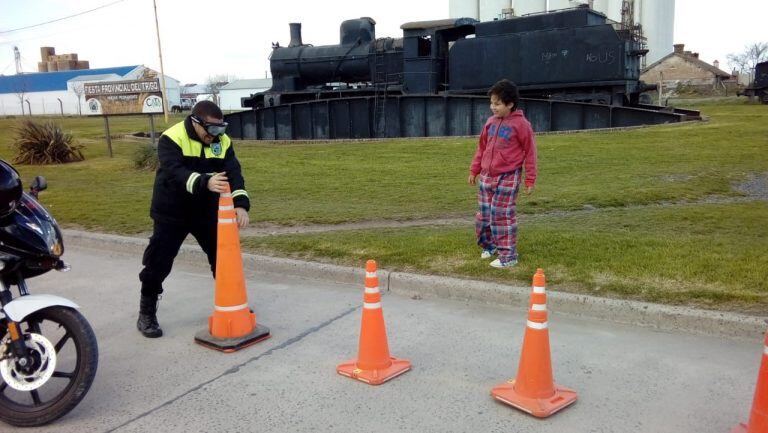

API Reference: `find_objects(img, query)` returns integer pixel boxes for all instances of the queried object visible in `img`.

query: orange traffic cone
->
[194,185,270,352]
[732,331,768,433]
[491,268,577,418]
[337,260,411,385]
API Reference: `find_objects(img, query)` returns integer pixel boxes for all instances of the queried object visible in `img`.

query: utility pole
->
[153,0,169,123]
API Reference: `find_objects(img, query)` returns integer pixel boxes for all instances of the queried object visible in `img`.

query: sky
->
[0,0,766,85]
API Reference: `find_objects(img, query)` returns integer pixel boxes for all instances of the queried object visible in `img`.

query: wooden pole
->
[103,116,113,158]
[149,114,157,148]
[153,0,169,124]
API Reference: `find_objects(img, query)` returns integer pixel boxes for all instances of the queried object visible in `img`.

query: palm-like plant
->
[12,120,84,165]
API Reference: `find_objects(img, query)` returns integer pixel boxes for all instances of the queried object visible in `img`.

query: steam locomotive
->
[226,5,698,140]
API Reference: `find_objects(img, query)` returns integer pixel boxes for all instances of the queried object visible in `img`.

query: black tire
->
[0,307,98,427]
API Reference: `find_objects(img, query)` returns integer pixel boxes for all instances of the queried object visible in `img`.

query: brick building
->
[641,43,731,91]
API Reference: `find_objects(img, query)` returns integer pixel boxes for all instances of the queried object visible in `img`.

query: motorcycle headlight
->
[51,240,63,257]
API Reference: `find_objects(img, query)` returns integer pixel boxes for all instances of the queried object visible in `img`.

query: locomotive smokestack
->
[288,23,303,47]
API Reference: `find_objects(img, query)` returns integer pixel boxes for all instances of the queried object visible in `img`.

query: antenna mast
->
[13,46,23,74]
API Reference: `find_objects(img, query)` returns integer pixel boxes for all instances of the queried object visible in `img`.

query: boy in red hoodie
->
[468,79,537,268]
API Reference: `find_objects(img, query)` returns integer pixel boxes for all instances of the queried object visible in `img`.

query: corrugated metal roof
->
[220,78,272,90]
[0,65,140,94]
[68,73,122,82]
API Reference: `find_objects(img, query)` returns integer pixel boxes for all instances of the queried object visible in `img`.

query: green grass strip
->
[241,202,768,312]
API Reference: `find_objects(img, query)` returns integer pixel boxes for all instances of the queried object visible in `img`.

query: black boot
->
[137,295,163,338]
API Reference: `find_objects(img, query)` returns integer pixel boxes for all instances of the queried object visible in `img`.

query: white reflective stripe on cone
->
[215,303,248,312]
[533,286,545,294]
[218,218,236,224]
[527,320,548,330]
[219,205,234,210]
[221,193,232,198]
[531,303,547,311]
[363,302,381,309]
[365,271,377,278]
[764,345,768,356]
[364,287,380,294]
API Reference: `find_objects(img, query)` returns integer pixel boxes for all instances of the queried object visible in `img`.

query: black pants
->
[139,220,217,297]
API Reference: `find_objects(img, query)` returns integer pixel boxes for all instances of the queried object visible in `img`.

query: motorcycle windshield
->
[0,193,63,258]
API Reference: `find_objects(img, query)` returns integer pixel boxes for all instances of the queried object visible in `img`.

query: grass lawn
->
[242,201,768,312]
[0,99,765,311]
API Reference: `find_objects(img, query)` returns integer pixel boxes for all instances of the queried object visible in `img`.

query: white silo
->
[479,0,512,21]
[635,0,675,65]
[449,0,479,18]
[513,0,548,15]
[548,0,582,10]
[591,0,624,20]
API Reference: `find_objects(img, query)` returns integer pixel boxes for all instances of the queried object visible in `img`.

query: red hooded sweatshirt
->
[469,110,537,187]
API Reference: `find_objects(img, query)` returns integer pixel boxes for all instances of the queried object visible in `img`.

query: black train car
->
[230,6,698,140]
[448,7,648,105]
[739,61,768,104]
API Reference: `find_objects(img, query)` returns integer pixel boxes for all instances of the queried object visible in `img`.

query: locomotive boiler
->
[226,5,699,140]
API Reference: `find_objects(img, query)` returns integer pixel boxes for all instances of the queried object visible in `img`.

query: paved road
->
[3,245,762,433]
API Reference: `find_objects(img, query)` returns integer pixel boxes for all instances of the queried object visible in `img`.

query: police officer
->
[137,100,250,338]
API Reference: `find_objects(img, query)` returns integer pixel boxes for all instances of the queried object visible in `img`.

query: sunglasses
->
[191,115,228,137]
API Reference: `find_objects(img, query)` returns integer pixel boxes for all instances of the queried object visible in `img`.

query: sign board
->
[84,79,164,115]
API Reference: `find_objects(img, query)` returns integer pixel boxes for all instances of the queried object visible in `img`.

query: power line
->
[0,0,126,34]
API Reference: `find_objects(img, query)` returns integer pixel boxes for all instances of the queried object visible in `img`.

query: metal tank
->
[452,0,675,66]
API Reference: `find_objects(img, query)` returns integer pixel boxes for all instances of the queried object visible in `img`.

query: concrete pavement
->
[1,244,763,432]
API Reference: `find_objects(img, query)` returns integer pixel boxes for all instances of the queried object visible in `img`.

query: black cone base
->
[194,324,271,352]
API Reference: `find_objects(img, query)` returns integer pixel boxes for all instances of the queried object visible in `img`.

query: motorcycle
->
[0,164,98,427]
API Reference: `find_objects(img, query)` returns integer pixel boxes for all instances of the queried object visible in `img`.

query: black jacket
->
[149,117,250,225]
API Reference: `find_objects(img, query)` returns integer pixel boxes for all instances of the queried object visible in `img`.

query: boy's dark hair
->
[487,79,520,110]
[192,100,223,120]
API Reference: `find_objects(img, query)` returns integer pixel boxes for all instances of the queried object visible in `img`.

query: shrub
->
[133,143,159,171]
[11,120,84,165]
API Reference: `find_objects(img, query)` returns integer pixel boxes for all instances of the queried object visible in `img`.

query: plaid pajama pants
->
[475,169,522,263]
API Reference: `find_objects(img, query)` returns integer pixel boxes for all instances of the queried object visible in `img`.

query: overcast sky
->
[1,0,765,84]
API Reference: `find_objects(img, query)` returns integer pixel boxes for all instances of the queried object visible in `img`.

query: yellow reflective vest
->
[149,118,249,224]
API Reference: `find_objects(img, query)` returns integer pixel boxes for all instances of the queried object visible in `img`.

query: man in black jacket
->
[137,101,250,338]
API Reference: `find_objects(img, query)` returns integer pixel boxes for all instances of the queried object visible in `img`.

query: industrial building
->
[448,0,674,66]
[0,64,180,116]
[219,78,272,111]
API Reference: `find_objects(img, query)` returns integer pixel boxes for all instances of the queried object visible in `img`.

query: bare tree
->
[72,82,85,115]
[13,75,28,116]
[727,42,768,75]
[205,74,237,105]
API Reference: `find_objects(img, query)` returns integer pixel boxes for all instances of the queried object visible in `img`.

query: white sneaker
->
[490,258,518,268]
[480,248,496,259]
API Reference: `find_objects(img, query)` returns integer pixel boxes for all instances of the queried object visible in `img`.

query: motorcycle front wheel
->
[0,306,98,427]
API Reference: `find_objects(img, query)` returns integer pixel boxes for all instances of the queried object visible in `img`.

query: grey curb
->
[63,229,766,340]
